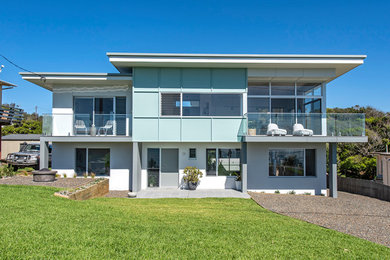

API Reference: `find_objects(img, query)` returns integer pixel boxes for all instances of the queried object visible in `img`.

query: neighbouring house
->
[20,53,367,197]
[1,134,41,160]
[372,152,390,186]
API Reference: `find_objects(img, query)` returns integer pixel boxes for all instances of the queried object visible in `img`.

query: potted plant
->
[232,172,242,191]
[248,120,257,136]
[183,166,203,190]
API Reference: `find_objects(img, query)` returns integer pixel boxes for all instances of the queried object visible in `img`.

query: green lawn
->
[0,185,389,259]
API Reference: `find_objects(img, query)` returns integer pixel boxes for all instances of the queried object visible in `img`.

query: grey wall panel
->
[246,142,326,194]
[134,68,159,88]
[160,68,181,88]
[212,69,246,89]
[182,68,211,89]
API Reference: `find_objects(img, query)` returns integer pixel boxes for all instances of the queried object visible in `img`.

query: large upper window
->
[269,149,315,177]
[73,97,127,135]
[162,93,242,116]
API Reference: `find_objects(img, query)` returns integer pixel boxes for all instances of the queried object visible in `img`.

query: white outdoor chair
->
[267,123,287,136]
[98,120,114,136]
[74,120,88,135]
[293,123,313,136]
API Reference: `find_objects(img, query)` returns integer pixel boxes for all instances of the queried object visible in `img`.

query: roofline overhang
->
[106,52,366,81]
[19,72,132,91]
[0,79,17,90]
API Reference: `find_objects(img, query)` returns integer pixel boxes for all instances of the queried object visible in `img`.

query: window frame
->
[247,82,324,115]
[268,148,316,177]
[160,92,243,117]
[206,148,241,177]
[75,147,111,176]
[189,148,197,159]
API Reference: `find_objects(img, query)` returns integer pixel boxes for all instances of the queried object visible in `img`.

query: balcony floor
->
[41,135,132,142]
[244,135,368,143]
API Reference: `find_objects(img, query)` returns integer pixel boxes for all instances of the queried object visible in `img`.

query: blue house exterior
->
[21,53,367,197]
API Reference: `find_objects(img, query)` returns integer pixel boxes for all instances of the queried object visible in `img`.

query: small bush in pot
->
[183,166,203,190]
[232,172,242,191]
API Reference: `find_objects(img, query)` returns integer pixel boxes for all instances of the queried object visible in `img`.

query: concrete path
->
[250,191,390,247]
[136,188,251,199]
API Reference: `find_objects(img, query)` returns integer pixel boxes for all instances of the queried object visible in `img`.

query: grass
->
[0,186,389,259]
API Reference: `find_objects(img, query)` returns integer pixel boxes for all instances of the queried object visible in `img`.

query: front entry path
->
[136,188,251,199]
[250,191,390,247]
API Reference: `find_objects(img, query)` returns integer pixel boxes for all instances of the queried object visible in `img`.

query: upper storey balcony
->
[243,112,366,143]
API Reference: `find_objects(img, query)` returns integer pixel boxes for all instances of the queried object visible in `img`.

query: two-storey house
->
[21,53,367,197]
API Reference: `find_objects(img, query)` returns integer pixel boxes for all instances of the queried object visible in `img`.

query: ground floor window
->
[269,149,315,177]
[75,148,110,176]
[206,148,241,176]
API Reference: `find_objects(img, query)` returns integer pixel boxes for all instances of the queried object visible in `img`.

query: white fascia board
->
[20,72,132,91]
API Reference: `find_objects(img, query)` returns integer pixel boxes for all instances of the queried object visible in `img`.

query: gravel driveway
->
[250,191,390,247]
[0,176,94,189]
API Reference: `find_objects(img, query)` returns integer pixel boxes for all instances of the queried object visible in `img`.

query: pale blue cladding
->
[132,67,246,142]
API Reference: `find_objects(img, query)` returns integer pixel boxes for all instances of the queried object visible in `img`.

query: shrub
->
[288,190,296,195]
[55,173,60,178]
[73,173,77,178]
[91,172,96,179]
[274,190,280,194]
[232,172,241,181]
[183,166,203,183]
[0,165,15,178]
[339,155,376,179]
[83,173,88,178]
[303,192,312,195]
[63,173,67,178]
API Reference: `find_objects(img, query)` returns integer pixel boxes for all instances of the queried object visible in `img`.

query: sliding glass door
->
[73,97,126,136]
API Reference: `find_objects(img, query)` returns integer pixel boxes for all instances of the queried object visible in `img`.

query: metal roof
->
[2,134,41,141]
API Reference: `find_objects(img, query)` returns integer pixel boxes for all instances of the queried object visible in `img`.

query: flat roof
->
[2,134,41,141]
[20,72,132,91]
[107,52,366,79]
[0,79,17,89]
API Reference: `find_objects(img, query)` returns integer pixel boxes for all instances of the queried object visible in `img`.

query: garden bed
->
[55,178,109,200]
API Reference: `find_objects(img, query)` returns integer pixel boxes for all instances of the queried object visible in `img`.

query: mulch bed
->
[250,191,390,247]
[0,175,94,189]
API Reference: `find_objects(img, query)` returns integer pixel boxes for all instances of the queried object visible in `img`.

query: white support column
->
[241,142,247,193]
[329,142,338,198]
[132,142,142,192]
[321,83,327,136]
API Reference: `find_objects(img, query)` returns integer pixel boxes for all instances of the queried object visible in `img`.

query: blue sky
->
[0,0,389,113]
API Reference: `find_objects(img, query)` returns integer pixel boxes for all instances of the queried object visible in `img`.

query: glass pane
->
[95,98,113,114]
[271,82,295,96]
[218,149,241,176]
[271,98,295,113]
[161,93,181,116]
[161,149,178,173]
[248,98,269,113]
[182,94,211,116]
[75,148,86,176]
[74,97,93,134]
[269,149,304,176]
[148,169,159,188]
[296,83,322,96]
[115,97,126,114]
[297,98,321,113]
[147,148,160,169]
[88,149,110,176]
[305,149,316,176]
[206,149,216,176]
[115,97,127,135]
[210,94,241,116]
[189,148,196,159]
[248,82,269,95]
